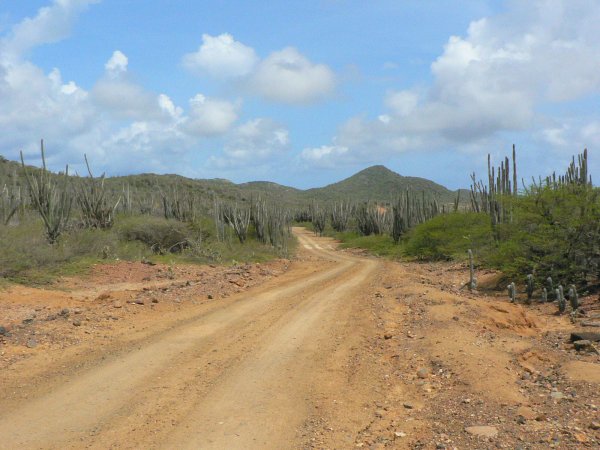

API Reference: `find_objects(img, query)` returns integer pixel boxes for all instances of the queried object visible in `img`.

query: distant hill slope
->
[304,165,458,203]
[0,156,463,206]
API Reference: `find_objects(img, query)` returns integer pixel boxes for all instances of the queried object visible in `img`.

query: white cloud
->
[91,79,163,120]
[305,0,600,169]
[251,47,335,104]
[300,145,349,168]
[385,90,418,117]
[184,94,238,136]
[158,94,182,119]
[182,33,258,78]
[183,34,336,105]
[211,118,289,168]
[0,5,240,174]
[0,0,99,59]
[105,50,128,78]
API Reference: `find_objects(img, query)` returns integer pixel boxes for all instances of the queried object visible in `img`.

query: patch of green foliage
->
[335,231,404,258]
[0,214,293,285]
[400,185,600,288]
[0,218,147,284]
[488,185,600,286]
[403,212,494,261]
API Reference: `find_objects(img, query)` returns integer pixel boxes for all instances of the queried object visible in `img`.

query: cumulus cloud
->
[384,90,419,117]
[182,33,258,78]
[0,0,99,59]
[210,118,289,168]
[184,94,239,136]
[0,3,241,174]
[300,145,349,168]
[89,51,167,120]
[105,50,128,77]
[306,0,600,169]
[251,47,335,104]
[183,34,336,105]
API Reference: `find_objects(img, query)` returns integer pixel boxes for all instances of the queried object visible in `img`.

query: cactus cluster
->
[221,202,251,243]
[330,201,353,232]
[161,187,195,223]
[503,273,580,314]
[310,202,327,236]
[470,145,518,227]
[76,154,121,229]
[535,149,592,189]
[392,190,439,243]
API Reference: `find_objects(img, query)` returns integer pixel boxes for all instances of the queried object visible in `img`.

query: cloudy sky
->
[1,0,599,189]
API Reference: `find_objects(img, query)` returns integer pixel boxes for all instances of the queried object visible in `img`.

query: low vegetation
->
[0,141,294,284]
[304,148,599,308]
[2,140,598,304]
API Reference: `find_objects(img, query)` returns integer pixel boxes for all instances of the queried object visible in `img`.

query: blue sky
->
[0,0,599,189]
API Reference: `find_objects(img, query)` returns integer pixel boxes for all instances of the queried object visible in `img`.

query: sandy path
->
[0,228,380,449]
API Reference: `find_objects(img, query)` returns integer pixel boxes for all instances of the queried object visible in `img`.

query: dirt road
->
[0,229,382,449]
[1,228,599,449]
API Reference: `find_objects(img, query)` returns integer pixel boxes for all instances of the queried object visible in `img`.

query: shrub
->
[403,212,494,260]
[0,219,145,284]
[488,184,600,287]
[117,216,190,254]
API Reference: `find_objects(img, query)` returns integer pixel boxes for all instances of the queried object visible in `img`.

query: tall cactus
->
[468,249,476,290]
[310,202,327,236]
[330,201,352,232]
[525,274,534,304]
[76,154,120,229]
[546,277,554,302]
[556,288,566,314]
[508,282,516,303]
[568,285,579,311]
[20,140,72,244]
[0,184,20,225]
[222,202,251,244]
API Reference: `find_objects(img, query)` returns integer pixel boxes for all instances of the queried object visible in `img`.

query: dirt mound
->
[484,303,539,334]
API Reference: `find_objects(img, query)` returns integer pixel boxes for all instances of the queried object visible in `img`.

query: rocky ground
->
[0,259,290,370]
[311,256,600,449]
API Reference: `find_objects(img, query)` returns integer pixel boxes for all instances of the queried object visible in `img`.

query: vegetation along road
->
[1,228,599,449]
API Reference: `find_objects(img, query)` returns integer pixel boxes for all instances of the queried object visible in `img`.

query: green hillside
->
[1,155,463,206]
[304,165,458,203]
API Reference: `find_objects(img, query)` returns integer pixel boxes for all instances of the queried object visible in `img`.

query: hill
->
[0,156,463,206]
[305,165,459,204]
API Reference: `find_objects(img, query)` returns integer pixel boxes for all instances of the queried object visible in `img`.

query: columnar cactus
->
[568,285,579,311]
[526,274,534,304]
[546,277,554,301]
[468,249,476,290]
[556,288,566,313]
[508,282,516,303]
[558,284,564,302]
[20,140,72,244]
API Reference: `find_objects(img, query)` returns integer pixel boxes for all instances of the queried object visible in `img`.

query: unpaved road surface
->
[1,228,599,449]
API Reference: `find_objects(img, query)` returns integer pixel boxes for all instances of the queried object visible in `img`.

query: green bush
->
[0,219,146,284]
[117,216,190,254]
[403,212,494,260]
[488,185,600,286]
[334,231,404,258]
